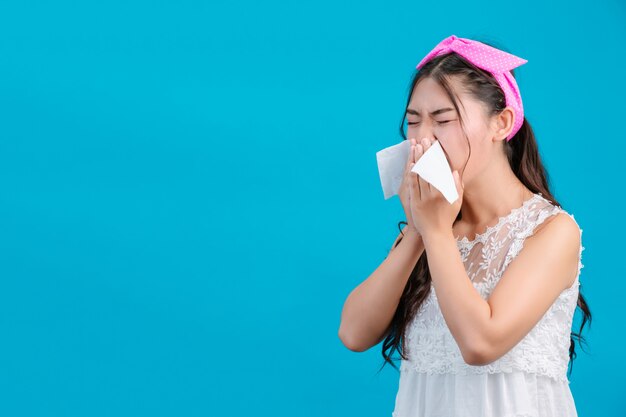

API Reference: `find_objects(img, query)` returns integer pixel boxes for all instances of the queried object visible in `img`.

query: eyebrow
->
[406,107,455,116]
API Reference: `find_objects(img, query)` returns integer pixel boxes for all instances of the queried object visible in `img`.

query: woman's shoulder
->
[534,193,583,234]
[526,195,584,270]
[509,193,583,254]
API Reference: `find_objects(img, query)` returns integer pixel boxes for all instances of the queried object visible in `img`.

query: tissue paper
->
[376,139,410,200]
[410,140,459,204]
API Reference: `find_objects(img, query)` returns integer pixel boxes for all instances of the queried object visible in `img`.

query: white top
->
[392,192,584,417]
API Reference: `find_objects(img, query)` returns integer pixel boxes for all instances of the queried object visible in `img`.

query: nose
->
[408,121,438,141]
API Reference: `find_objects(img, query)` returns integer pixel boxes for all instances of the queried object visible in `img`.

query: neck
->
[460,156,533,227]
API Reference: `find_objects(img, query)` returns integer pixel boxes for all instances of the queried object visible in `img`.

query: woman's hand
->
[408,137,465,240]
[398,138,423,235]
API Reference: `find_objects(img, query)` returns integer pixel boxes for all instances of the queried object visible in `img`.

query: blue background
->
[0,0,623,416]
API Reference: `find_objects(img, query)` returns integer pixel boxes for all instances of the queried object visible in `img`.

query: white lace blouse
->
[392,192,584,417]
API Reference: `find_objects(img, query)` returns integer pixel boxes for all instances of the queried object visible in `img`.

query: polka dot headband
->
[416,35,528,141]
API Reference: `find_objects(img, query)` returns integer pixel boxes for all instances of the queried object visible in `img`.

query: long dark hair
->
[378,43,592,379]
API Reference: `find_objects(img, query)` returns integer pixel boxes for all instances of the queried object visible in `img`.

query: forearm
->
[339,229,425,351]
[421,230,491,359]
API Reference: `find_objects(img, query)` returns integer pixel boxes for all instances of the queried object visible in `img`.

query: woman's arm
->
[421,212,581,365]
[338,226,425,352]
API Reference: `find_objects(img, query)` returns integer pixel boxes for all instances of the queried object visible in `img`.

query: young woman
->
[338,35,591,416]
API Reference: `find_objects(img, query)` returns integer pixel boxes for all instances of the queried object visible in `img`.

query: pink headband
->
[416,35,528,141]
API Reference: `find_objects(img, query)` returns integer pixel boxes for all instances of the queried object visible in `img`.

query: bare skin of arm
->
[338,226,425,352]
[338,137,427,352]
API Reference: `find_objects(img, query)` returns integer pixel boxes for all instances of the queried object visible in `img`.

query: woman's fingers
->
[414,137,434,162]
[411,138,433,201]
[402,140,412,183]
[418,170,431,192]
[401,138,416,196]
[422,137,432,153]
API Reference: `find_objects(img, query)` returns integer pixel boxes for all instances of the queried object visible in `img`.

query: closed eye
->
[407,120,454,125]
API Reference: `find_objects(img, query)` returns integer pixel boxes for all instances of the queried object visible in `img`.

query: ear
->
[493,106,515,142]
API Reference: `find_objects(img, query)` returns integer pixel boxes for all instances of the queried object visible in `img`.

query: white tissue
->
[410,140,459,204]
[375,139,410,200]
[375,139,459,204]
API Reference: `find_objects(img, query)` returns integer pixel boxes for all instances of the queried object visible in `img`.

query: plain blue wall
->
[0,0,623,416]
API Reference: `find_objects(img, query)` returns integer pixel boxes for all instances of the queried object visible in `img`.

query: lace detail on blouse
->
[402,193,584,383]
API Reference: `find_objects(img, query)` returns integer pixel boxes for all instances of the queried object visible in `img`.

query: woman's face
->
[406,76,498,185]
